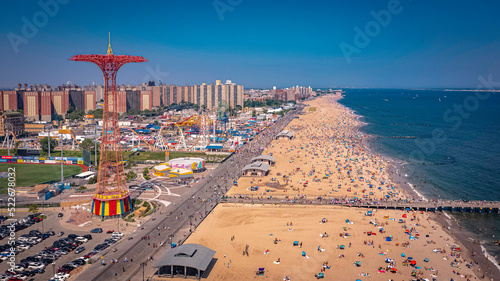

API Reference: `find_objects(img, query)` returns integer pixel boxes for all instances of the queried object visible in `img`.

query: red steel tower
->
[69,35,148,217]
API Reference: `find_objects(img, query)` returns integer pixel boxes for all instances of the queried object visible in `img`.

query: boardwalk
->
[221,197,500,213]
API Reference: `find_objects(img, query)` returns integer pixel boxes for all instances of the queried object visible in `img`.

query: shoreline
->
[336,94,499,280]
[189,94,495,280]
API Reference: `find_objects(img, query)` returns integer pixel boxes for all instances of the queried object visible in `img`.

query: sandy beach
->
[185,95,487,280]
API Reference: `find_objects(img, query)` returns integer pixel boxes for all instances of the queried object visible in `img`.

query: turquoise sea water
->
[337,89,500,261]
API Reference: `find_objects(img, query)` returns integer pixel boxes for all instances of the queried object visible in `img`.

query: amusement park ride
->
[70,34,146,218]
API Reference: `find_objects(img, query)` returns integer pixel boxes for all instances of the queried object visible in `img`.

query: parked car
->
[57,232,64,237]
[58,213,64,218]
[74,237,88,243]
[90,228,102,233]
[74,247,85,254]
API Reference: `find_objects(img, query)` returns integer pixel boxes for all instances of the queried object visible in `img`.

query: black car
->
[61,264,74,271]
[58,213,64,217]
[83,234,92,240]
[29,230,42,236]
[73,259,86,265]
[41,258,53,264]
[68,234,78,240]
[20,270,36,277]
[45,231,56,236]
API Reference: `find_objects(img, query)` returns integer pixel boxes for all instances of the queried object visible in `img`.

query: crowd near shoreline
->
[186,94,497,280]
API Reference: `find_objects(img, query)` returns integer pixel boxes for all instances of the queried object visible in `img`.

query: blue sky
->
[1,0,499,89]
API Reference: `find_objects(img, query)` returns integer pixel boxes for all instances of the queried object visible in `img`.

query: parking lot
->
[0,210,116,281]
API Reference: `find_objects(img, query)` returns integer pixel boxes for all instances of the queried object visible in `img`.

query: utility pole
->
[61,132,64,183]
[44,124,51,158]
[94,121,98,168]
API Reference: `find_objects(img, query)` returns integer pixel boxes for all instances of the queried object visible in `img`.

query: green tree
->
[79,138,94,151]
[40,137,58,153]
[67,105,75,114]
[29,204,38,213]
[12,141,21,156]
[88,176,97,184]
[88,109,103,119]
[68,110,84,120]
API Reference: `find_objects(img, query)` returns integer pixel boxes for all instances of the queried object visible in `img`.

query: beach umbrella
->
[302,251,306,256]
[354,261,361,267]
[410,260,417,265]
[340,245,345,249]
[407,257,413,260]
[401,253,406,257]
[424,258,429,262]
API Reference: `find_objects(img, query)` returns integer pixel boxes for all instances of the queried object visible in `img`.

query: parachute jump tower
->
[69,34,148,218]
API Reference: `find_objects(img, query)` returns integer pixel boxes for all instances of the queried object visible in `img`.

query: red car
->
[57,268,71,274]
[33,217,42,222]
[106,230,114,234]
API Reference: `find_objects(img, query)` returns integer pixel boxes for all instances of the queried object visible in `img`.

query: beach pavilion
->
[153,244,216,280]
[242,162,271,177]
[275,130,294,140]
[251,155,275,166]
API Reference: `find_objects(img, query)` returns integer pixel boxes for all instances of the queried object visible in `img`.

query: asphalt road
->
[73,105,303,281]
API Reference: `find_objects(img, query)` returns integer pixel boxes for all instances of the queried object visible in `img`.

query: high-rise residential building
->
[117,91,127,114]
[40,91,52,121]
[84,91,96,112]
[50,91,69,118]
[2,91,19,111]
[23,91,40,121]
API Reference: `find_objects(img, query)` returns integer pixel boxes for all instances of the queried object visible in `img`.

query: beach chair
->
[256,268,265,276]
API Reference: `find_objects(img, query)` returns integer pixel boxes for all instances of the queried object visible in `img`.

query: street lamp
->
[94,120,98,169]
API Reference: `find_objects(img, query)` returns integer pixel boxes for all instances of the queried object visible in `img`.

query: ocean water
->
[337,89,500,260]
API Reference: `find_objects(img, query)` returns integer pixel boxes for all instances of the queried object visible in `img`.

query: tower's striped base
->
[91,193,132,217]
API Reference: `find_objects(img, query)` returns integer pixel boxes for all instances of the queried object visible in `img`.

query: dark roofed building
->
[153,244,216,280]
[276,130,294,140]
[251,155,275,166]
[242,161,270,177]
